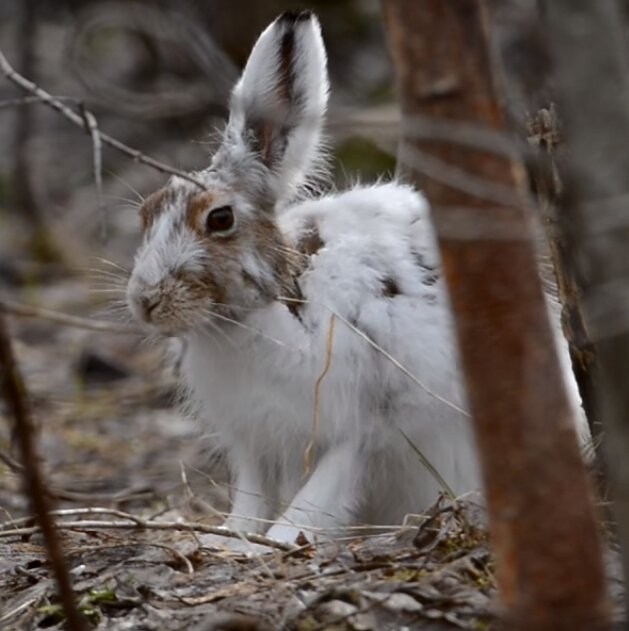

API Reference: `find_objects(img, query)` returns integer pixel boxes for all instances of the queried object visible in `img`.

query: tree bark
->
[381,2,609,629]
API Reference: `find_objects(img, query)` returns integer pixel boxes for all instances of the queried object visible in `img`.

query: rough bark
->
[381,2,609,629]
[542,0,629,620]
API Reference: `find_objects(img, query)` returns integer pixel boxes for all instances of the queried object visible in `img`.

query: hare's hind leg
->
[266,443,364,544]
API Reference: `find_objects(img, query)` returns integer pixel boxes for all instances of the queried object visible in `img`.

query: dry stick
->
[0,48,206,190]
[0,313,87,631]
[0,518,296,552]
[0,446,24,472]
[381,2,609,630]
[0,95,82,109]
[78,104,105,239]
[0,299,140,334]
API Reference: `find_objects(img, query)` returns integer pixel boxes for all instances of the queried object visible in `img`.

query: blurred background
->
[0,0,400,518]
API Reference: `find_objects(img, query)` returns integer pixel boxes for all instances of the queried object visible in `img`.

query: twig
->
[0,95,81,109]
[0,446,24,472]
[0,513,297,552]
[78,104,105,240]
[0,506,147,529]
[0,312,86,631]
[0,299,141,334]
[0,48,207,190]
[69,541,194,575]
[398,428,456,499]
[0,597,41,625]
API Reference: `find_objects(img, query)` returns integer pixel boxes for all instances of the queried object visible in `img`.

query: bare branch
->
[0,48,207,190]
[78,104,105,239]
[0,95,81,109]
[0,447,23,472]
[0,312,87,631]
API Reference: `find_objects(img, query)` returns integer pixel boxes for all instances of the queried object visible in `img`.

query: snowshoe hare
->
[127,11,497,545]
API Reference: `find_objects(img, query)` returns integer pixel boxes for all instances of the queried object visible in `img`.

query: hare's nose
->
[139,294,161,321]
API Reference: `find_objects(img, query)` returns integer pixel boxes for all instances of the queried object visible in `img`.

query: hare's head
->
[127,11,328,334]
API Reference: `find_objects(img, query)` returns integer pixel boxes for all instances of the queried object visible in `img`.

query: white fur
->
[127,12,589,545]
[182,182,481,542]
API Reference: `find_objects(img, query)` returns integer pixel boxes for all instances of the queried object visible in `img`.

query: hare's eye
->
[206,206,235,234]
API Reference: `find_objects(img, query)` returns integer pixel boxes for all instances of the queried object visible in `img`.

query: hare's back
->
[279,183,462,406]
[282,182,444,310]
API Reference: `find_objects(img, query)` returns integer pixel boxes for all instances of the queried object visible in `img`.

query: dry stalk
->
[304,314,336,475]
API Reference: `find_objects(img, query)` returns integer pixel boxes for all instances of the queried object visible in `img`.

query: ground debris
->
[0,501,496,630]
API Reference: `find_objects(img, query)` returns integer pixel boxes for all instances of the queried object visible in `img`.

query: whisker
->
[205,318,237,350]
[84,267,129,280]
[90,257,131,275]
[88,288,128,295]
[105,195,142,209]
[208,301,259,313]
[204,309,297,351]
[106,169,145,204]
[196,320,228,352]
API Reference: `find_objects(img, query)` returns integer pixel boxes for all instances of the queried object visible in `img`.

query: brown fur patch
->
[382,277,401,298]
[175,267,227,315]
[139,188,171,232]
[185,192,216,233]
[284,279,305,320]
[296,222,324,257]
[411,250,439,286]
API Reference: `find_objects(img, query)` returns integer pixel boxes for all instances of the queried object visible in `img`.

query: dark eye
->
[206,206,235,234]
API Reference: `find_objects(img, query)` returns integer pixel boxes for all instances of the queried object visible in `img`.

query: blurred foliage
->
[334,137,396,183]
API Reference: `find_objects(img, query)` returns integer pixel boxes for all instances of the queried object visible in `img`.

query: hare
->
[126,10,484,545]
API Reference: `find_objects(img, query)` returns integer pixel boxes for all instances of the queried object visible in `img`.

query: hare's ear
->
[217,11,328,206]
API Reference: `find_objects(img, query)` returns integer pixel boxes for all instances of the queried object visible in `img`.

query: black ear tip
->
[278,9,314,24]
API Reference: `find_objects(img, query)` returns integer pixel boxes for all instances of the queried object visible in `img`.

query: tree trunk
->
[381,2,609,629]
